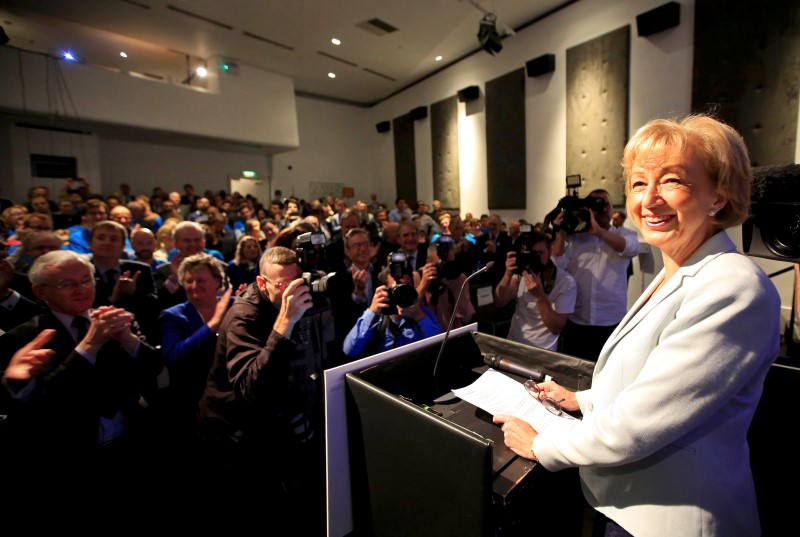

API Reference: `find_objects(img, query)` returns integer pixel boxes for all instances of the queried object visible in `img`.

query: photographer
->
[550,189,639,360]
[494,230,576,351]
[421,237,475,331]
[342,254,441,359]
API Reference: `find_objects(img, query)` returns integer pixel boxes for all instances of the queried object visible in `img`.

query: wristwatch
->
[530,442,539,463]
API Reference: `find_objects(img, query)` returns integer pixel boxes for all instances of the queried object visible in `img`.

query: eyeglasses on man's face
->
[524,380,565,416]
[262,277,292,291]
[47,276,96,291]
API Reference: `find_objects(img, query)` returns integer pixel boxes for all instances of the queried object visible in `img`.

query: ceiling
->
[1,0,574,107]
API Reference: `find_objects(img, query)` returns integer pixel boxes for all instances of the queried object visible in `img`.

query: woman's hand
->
[492,414,538,459]
[535,380,580,412]
[208,286,234,332]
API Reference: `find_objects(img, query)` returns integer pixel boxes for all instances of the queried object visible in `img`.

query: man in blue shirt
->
[343,264,441,359]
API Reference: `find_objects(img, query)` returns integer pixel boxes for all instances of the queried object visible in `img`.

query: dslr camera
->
[544,175,607,234]
[382,251,418,315]
[514,224,546,275]
[295,231,331,301]
[433,235,462,281]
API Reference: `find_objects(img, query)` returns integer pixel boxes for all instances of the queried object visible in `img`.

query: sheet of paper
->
[452,368,577,434]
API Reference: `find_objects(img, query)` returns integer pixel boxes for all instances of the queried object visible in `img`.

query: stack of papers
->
[452,368,577,434]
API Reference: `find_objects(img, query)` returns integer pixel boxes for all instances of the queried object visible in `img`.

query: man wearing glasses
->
[327,228,381,366]
[0,250,162,453]
[197,246,322,529]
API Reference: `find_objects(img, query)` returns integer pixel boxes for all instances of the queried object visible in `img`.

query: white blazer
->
[535,231,780,537]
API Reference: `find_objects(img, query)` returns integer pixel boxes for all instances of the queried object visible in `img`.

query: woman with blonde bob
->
[495,114,780,536]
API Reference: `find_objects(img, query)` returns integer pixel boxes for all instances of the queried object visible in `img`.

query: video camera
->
[434,235,462,280]
[383,251,418,315]
[295,231,331,300]
[514,224,546,275]
[544,175,607,234]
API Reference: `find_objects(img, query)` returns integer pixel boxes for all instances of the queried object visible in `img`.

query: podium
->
[345,331,595,536]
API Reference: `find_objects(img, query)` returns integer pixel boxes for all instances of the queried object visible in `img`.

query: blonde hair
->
[622,114,751,229]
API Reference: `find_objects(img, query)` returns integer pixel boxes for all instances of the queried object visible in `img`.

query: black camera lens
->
[392,284,417,308]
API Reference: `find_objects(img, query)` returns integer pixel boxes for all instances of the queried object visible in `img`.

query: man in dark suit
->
[88,220,159,343]
[0,250,162,452]
[322,209,362,274]
[396,220,428,271]
[0,238,45,334]
[474,214,512,287]
[326,228,381,367]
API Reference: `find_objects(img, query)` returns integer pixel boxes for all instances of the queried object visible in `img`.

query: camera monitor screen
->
[566,174,582,188]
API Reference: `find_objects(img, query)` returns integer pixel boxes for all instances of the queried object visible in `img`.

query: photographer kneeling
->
[343,252,441,359]
[494,229,576,351]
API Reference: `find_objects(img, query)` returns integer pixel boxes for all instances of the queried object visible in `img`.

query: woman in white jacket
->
[495,114,780,537]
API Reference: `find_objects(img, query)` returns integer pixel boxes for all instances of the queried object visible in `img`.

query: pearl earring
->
[708,209,717,217]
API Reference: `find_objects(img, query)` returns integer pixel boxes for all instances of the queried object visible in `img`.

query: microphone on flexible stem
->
[432,261,494,379]
[483,353,546,382]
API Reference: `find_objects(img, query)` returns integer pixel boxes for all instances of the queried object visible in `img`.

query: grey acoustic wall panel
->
[566,26,630,205]
[393,114,417,203]
[431,96,460,210]
[486,68,526,210]
[692,0,800,167]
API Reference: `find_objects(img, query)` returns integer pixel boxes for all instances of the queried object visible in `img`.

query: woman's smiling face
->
[627,145,727,267]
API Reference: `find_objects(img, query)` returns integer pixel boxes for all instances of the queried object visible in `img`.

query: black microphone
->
[482,353,546,382]
[432,261,494,378]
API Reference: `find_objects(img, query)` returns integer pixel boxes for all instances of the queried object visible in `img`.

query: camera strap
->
[542,263,557,295]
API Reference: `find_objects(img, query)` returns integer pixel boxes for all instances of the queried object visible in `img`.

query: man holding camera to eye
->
[550,188,640,361]
[342,251,441,359]
[494,229,576,351]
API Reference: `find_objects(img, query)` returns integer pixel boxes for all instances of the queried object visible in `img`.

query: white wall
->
[272,96,373,203]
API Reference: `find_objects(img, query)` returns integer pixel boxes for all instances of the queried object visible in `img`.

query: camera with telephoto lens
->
[514,225,546,275]
[295,231,331,303]
[544,175,607,234]
[382,251,418,315]
[434,235,462,280]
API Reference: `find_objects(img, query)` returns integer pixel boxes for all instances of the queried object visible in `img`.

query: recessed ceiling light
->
[328,72,336,79]
[196,66,208,77]
[331,38,341,46]
[435,55,443,62]
[63,51,75,61]
[120,51,128,58]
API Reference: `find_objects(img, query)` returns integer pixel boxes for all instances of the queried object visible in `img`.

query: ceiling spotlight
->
[119,51,128,58]
[435,55,443,62]
[478,13,503,55]
[331,38,341,46]
[63,51,76,61]
[196,66,208,78]
[328,72,336,79]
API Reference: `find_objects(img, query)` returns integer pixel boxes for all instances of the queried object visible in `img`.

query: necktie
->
[72,315,90,342]
[407,256,415,270]
[105,269,118,285]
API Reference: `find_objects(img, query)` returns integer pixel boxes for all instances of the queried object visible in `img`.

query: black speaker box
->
[525,54,556,77]
[409,106,428,121]
[375,121,391,133]
[636,2,681,37]
[457,86,480,102]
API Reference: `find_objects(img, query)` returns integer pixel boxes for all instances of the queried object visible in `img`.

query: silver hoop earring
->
[708,209,717,217]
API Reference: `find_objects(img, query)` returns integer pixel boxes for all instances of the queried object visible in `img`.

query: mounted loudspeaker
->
[409,106,428,121]
[457,86,480,102]
[636,2,681,37]
[526,54,556,77]
[376,121,391,133]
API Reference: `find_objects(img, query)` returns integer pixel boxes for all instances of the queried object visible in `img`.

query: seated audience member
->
[420,239,475,331]
[159,254,235,441]
[52,195,80,230]
[494,231,576,351]
[67,199,108,254]
[131,228,167,273]
[343,263,441,359]
[8,212,53,249]
[232,202,254,239]
[203,214,236,261]
[0,239,45,334]
[1,205,28,237]
[6,231,64,302]
[155,221,228,310]
[322,209,362,274]
[396,220,428,270]
[0,250,162,455]
[155,218,179,262]
[326,228,381,366]
[129,199,162,232]
[227,235,262,289]
[260,218,279,250]
[89,221,159,344]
